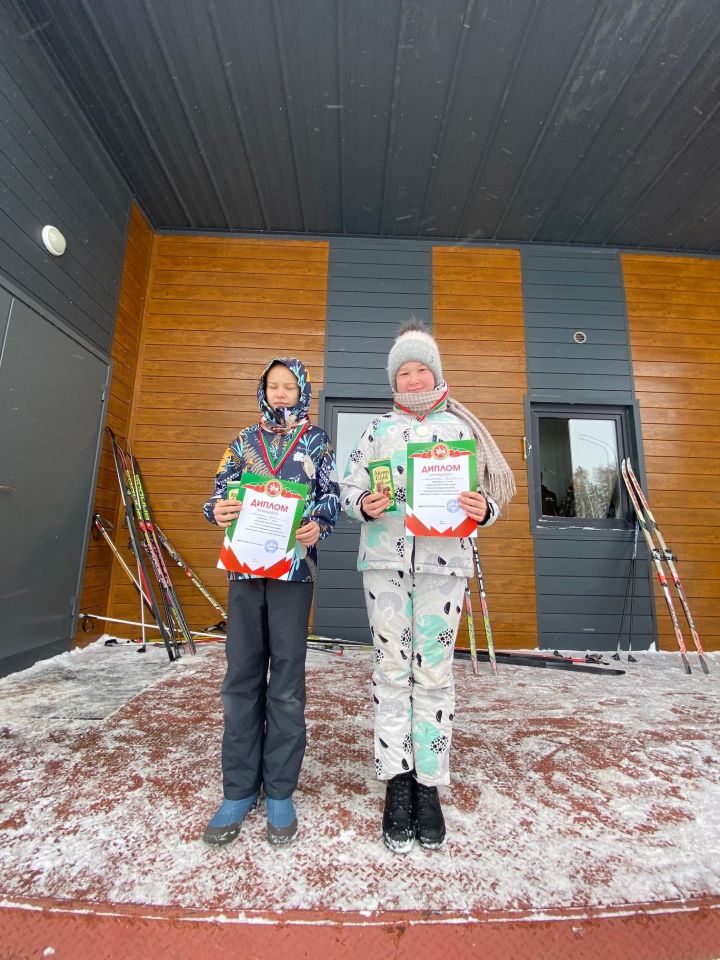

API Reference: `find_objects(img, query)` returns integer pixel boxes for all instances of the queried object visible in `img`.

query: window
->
[530,404,632,527]
[323,398,389,479]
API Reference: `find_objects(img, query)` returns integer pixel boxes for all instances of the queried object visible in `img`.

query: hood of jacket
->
[257,356,312,428]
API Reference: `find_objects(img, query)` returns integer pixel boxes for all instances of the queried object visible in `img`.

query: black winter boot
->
[413,779,446,849]
[382,772,415,854]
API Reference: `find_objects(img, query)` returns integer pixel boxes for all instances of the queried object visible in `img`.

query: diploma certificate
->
[406,440,478,537]
[218,473,309,579]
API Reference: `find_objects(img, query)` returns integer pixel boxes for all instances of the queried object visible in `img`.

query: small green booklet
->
[368,458,397,511]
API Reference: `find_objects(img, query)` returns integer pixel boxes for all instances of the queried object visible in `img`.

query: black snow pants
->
[220,577,313,801]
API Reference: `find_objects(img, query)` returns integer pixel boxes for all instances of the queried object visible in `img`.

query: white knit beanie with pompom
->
[387,322,443,388]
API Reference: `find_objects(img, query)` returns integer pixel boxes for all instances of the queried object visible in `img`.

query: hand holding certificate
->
[218,473,309,579]
[406,440,478,537]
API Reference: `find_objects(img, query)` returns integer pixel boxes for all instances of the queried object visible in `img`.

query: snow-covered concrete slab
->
[0,641,717,917]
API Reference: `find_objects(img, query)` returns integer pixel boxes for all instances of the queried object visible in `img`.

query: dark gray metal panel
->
[521,246,656,650]
[501,0,683,241]
[537,574,650,597]
[139,0,268,231]
[571,14,720,248]
[327,309,430,328]
[0,1,130,352]
[534,534,656,650]
[526,326,628,346]
[528,343,630,362]
[312,237,431,640]
[418,0,534,240]
[331,262,429,281]
[271,0,343,233]
[374,0,469,237]
[457,0,604,240]
[337,0,401,236]
[522,301,627,320]
[15,0,720,252]
[328,291,430,309]
[322,238,431,397]
[535,0,719,246]
[522,247,633,402]
[314,517,371,643]
[536,593,652,614]
[654,174,720,253]
[0,293,109,677]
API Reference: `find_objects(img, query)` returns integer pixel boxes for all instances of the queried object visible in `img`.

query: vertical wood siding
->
[74,205,153,644]
[623,253,720,652]
[432,247,536,649]
[105,236,329,632]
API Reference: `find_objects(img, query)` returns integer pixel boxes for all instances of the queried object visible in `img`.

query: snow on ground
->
[0,640,718,916]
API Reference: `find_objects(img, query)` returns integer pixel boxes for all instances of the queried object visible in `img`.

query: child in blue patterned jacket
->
[340,324,515,854]
[202,357,339,847]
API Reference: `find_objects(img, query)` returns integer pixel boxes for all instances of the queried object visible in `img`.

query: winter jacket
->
[340,408,498,577]
[203,357,339,583]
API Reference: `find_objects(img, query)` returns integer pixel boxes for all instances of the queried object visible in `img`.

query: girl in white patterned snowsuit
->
[340,324,515,854]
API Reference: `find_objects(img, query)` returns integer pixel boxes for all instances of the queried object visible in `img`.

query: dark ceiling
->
[15,0,720,252]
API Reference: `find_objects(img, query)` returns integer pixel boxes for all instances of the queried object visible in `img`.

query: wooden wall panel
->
[105,236,329,635]
[74,204,153,645]
[623,253,720,652]
[433,247,536,649]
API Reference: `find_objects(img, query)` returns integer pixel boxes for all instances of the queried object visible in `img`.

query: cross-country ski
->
[621,459,708,675]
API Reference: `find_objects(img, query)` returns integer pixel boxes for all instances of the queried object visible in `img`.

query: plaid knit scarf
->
[393,380,516,508]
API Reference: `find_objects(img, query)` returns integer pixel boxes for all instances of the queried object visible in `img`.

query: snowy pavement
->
[0,640,718,916]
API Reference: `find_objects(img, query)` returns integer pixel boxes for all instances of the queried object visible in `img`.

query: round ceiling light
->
[41,225,67,256]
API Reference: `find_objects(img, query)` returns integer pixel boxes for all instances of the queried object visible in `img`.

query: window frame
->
[322,396,390,476]
[529,402,634,530]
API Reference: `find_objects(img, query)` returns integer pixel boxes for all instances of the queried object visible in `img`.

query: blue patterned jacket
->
[203,357,339,583]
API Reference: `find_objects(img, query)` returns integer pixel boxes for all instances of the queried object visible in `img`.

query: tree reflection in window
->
[539,418,621,519]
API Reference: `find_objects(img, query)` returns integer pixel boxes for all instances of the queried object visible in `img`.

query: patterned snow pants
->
[363,569,467,787]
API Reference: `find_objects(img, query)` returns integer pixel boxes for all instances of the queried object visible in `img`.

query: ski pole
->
[80,612,223,641]
[307,634,373,651]
[613,521,638,663]
[92,515,154,613]
[471,539,497,676]
[137,556,148,653]
[464,585,478,675]
[307,641,345,656]
[626,524,638,664]
[156,526,228,620]
[83,620,378,650]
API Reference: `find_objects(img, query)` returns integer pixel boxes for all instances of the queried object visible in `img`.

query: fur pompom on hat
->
[387,321,443,387]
